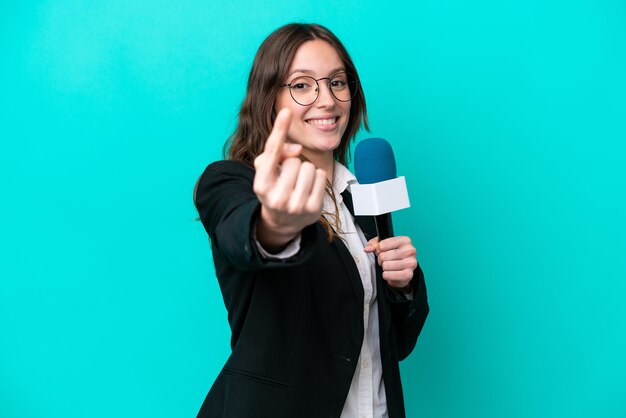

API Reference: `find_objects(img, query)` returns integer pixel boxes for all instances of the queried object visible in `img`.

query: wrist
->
[256,208,300,252]
[390,282,413,294]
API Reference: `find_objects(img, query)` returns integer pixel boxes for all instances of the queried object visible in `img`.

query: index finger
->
[264,108,292,158]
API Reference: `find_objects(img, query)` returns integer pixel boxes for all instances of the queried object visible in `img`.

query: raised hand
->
[253,109,327,252]
[364,236,418,290]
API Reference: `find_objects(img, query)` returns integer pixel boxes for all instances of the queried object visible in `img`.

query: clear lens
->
[290,76,318,106]
[330,73,351,101]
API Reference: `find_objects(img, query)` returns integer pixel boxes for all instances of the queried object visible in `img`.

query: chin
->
[313,134,342,151]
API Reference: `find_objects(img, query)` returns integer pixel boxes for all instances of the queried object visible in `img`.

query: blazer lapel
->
[330,231,365,306]
[319,190,376,306]
[340,190,385,296]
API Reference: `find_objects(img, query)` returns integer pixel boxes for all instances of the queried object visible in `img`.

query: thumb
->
[364,236,380,253]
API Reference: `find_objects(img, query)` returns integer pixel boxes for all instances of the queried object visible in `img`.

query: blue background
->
[2,1,625,417]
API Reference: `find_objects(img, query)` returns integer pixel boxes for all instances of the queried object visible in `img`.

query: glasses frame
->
[279,71,358,106]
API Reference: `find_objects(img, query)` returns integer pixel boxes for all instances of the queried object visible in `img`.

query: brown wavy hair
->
[225,23,369,240]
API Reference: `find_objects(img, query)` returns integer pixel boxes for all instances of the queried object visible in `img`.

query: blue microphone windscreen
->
[354,138,397,184]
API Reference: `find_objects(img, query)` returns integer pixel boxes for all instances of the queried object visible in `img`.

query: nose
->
[315,81,336,108]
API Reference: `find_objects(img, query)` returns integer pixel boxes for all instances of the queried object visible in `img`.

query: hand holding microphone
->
[364,236,417,290]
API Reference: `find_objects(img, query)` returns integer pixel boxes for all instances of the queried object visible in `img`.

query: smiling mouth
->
[306,117,338,126]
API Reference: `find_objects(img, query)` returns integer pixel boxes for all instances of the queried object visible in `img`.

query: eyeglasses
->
[280,71,358,106]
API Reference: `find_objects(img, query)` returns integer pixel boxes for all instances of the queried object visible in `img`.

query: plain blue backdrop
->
[1,1,625,417]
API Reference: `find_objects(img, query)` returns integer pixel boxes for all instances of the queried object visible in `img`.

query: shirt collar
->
[332,161,357,198]
[322,161,356,210]
[333,161,356,204]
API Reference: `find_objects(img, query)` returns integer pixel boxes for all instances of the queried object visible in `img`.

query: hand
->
[364,236,418,290]
[253,109,327,251]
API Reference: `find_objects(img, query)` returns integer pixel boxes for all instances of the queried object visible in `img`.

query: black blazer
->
[194,160,429,418]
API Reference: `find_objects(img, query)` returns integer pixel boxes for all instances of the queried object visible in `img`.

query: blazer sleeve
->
[194,160,319,271]
[384,263,429,360]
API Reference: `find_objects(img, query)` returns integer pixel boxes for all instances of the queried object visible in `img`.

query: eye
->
[292,82,310,91]
[330,79,348,89]
[330,73,349,90]
[290,77,315,92]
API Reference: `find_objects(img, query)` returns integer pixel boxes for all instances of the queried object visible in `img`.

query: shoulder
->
[193,160,255,206]
[202,160,254,180]
[198,159,255,189]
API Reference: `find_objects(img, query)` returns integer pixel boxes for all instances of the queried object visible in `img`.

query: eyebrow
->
[287,67,346,79]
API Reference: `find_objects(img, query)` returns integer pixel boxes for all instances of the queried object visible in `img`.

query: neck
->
[302,151,334,183]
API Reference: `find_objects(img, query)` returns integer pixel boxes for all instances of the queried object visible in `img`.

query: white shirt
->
[256,161,388,418]
[330,162,388,418]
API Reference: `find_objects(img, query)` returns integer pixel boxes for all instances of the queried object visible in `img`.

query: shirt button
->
[363,359,369,368]
[355,257,360,264]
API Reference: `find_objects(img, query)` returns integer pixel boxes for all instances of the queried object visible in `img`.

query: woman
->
[194,23,429,418]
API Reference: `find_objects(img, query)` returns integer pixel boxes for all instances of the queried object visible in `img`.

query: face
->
[274,40,351,163]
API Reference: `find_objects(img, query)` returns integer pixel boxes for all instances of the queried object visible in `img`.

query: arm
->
[194,160,319,271]
[365,236,429,360]
[384,263,429,360]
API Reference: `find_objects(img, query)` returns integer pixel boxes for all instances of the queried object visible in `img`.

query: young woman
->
[194,23,429,418]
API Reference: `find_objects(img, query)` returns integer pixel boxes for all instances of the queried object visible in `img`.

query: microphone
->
[351,138,410,240]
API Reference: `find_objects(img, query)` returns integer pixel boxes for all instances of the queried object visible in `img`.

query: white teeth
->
[306,118,337,125]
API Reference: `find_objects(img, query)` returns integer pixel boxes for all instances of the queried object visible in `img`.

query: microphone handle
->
[374,213,394,241]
